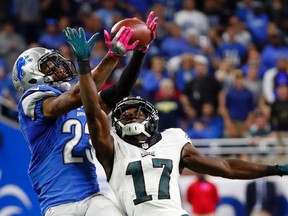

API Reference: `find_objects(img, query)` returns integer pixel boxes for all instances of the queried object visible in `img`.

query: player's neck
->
[133,134,149,142]
[123,132,162,149]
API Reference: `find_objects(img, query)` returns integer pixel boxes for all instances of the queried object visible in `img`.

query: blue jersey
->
[18,85,100,215]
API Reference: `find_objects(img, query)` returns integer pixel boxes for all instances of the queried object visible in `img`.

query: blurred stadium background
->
[2,0,288,215]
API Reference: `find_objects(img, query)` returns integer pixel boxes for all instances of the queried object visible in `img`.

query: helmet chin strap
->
[117,121,151,138]
[53,82,71,92]
[44,76,71,92]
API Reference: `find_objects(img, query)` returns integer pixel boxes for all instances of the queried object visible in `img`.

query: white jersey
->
[109,128,191,216]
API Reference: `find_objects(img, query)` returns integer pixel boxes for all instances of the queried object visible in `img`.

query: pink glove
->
[104,26,139,58]
[139,11,158,53]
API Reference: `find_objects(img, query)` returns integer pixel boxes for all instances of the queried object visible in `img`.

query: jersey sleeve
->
[159,128,193,161]
[177,128,192,145]
[20,85,61,121]
[164,128,192,146]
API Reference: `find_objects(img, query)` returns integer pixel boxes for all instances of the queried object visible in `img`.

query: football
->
[110,18,152,49]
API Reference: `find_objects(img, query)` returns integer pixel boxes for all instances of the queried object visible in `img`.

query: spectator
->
[137,56,169,100]
[235,0,253,22]
[187,102,224,139]
[262,57,288,104]
[40,0,78,22]
[174,0,209,35]
[171,54,196,91]
[0,58,9,95]
[270,84,288,136]
[0,58,17,120]
[245,1,270,49]
[150,0,182,21]
[222,15,252,47]
[187,118,208,139]
[246,178,277,216]
[186,173,220,216]
[206,28,222,57]
[249,109,274,138]
[93,0,119,30]
[267,0,287,28]
[221,69,255,138]
[152,78,186,131]
[281,15,288,45]
[79,13,104,40]
[248,109,276,154]
[0,21,27,71]
[261,28,288,70]
[198,34,216,70]
[215,57,236,92]
[183,55,223,117]
[217,26,247,67]
[38,18,66,50]
[159,23,190,59]
[118,0,151,17]
[13,0,41,43]
[0,0,12,24]
[241,46,266,79]
[183,28,202,55]
[244,64,263,106]
[57,15,71,32]
[202,0,227,29]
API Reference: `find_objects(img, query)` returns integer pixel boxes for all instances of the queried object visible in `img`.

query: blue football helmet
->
[12,47,76,93]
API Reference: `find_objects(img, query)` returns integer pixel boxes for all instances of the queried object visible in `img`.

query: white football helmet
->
[12,47,76,93]
[112,96,159,138]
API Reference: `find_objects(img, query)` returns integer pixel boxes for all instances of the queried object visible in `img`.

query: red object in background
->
[100,82,115,91]
[186,176,220,214]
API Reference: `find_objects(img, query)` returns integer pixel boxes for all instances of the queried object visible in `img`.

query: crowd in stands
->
[1,0,288,142]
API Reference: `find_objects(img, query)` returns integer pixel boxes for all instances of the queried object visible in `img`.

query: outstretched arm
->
[181,143,283,179]
[99,50,145,113]
[67,27,116,178]
[79,67,115,178]
[42,26,137,117]
[100,11,159,113]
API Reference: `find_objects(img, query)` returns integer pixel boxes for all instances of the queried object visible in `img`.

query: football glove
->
[64,27,99,60]
[138,11,158,53]
[104,26,139,58]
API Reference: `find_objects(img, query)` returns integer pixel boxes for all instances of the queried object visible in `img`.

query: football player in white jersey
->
[71,17,288,216]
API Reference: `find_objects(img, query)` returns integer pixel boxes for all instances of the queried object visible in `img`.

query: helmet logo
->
[16,55,32,82]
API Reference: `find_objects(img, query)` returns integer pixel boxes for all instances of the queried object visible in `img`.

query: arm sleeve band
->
[100,50,145,109]
[77,59,91,75]
[266,164,283,176]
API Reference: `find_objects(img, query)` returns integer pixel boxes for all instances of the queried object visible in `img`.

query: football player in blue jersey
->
[74,16,288,216]
[11,11,158,216]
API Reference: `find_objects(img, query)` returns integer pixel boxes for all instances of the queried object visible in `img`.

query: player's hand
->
[278,164,288,175]
[64,27,100,60]
[139,11,158,53]
[104,26,139,58]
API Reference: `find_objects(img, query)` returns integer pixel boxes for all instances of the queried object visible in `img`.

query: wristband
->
[266,164,283,176]
[107,50,121,59]
[77,59,91,75]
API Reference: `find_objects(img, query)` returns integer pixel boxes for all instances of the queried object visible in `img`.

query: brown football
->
[110,18,152,49]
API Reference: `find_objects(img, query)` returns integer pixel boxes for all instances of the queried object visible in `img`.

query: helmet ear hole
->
[147,118,158,134]
[28,79,37,84]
